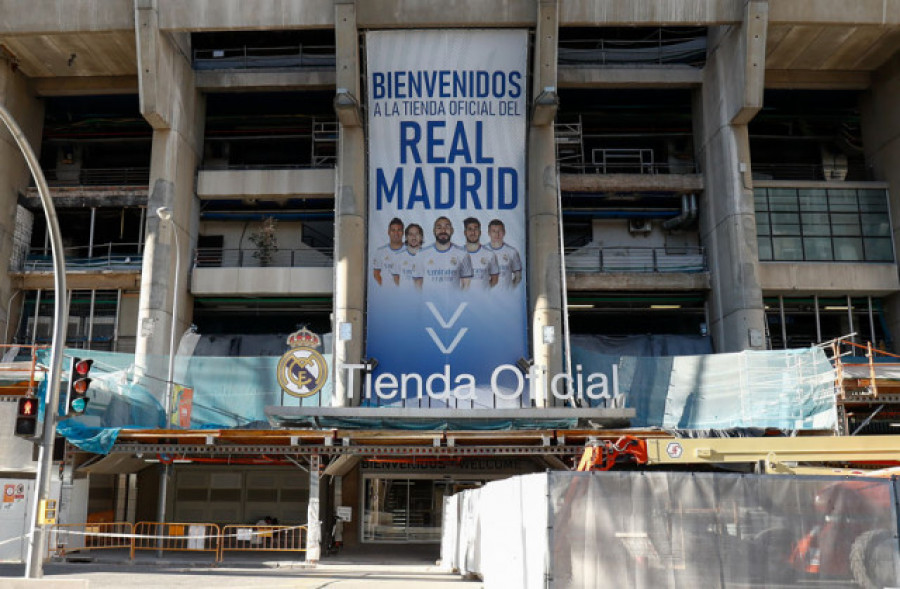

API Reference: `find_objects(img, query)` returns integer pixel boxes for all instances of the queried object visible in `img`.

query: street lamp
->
[0,104,68,579]
[154,206,180,535]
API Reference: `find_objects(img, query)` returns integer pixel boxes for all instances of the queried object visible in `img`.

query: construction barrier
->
[219,525,307,560]
[47,522,133,558]
[132,522,220,561]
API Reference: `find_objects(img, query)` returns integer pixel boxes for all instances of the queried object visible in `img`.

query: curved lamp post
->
[0,105,68,579]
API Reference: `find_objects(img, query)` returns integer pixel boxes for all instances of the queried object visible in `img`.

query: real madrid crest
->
[277,327,328,398]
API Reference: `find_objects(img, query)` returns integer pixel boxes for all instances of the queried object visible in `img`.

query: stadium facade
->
[1,0,900,555]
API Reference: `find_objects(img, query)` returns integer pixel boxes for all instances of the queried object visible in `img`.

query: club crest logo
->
[277,327,327,398]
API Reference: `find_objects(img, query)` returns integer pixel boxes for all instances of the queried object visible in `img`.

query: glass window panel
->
[831,214,861,236]
[858,190,888,212]
[756,216,771,236]
[827,189,858,212]
[768,189,799,211]
[757,237,772,260]
[800,213,830,236]
[803,238,833,260]
[861,214,890,236]
[833,237,864,261]
[772,224,800,236]
[753,189,768,212]
[798,189,828,211]
[772,237,803,260]
[864,238,894,262]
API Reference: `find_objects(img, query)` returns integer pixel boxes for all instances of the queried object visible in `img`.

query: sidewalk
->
[0,544,482,588]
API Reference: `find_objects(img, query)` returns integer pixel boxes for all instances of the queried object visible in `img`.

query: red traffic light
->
[15,396,39,437]
[74,359,93,376]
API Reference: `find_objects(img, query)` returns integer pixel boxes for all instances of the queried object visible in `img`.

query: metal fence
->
[47,522,134,559]
[20,243,143,272]
[220,525,307,558]
[565,246,707,273]
[558,35,707,67]
[132,522,221,560]
[195,247,334,268]
[752,162,873,182]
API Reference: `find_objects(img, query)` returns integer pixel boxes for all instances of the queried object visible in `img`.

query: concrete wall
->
[192,266,333,296]
[861,51,900,344]
[694,2,768,352]
[197,169,335,199]
[0,63,42,344]
[759,263,900,295]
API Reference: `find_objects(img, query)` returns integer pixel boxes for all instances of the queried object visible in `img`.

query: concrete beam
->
[560,0,743,26]
[528,0,563,408]
[197,169,335,199]
[331,0,366,408]
[11,271,142,290]
[357,0,535,27]
[191,267,334,296]
[560,173,703,193]
[559,66,702,88]
[565,271,710,291]
[195,70,336,92]
[765,69,872,90]
[23,187,148,207]
[0,0,133,34]
[759,263,900,296]
[157,0,335,31]
[31,76,138,96]
[768,0,900,26]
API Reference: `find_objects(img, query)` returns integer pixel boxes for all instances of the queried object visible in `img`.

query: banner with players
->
[365,29,528,407]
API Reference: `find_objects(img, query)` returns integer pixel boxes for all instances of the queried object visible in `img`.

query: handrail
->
[38,167,150,187]
[20,243,143,272]
[565,245,707,274]
[195,246,334,268]
[751,162,873,182]
[193,44,336,70]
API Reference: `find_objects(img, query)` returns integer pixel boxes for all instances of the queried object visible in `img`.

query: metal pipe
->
[0,102,69,580]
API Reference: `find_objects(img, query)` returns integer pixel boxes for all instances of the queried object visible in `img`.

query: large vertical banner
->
[366,30,528,407]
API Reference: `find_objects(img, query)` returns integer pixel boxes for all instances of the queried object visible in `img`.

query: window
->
[755,188,893,262]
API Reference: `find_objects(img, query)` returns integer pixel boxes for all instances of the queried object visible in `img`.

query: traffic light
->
[15,396,39,437]
[67,357,93,416]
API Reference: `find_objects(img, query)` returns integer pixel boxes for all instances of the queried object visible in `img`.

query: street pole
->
[0,104,68,579]
[154,207,180,543]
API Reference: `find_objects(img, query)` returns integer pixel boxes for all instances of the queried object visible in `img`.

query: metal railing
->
[559,160,698,174]
[219,525,307,559]
[195,246,334,268]
[48,522,133,559]
[565,245,707,273]
[40,167,150,187]
[751,162,873,182]
[132,522,221,560]
[20,243,143,272]
[193,44,336,70]
[558,34,707,67]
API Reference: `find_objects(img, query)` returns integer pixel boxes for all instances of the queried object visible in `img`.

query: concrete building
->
[1,0,900,556]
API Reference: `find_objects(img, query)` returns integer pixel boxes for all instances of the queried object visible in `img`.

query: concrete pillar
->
[134,0,204,401]
[0,63,43,344]
[527,0,563,406]
[694,0,768,352]
[861,52,900,348]
[331,0,366,407]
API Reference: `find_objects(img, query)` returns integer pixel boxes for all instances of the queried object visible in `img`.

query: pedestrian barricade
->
[48,522,134,558]
[219,525,307,561]
[132,521,220,560]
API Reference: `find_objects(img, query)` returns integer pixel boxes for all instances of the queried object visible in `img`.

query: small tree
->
[249,217,278,266]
